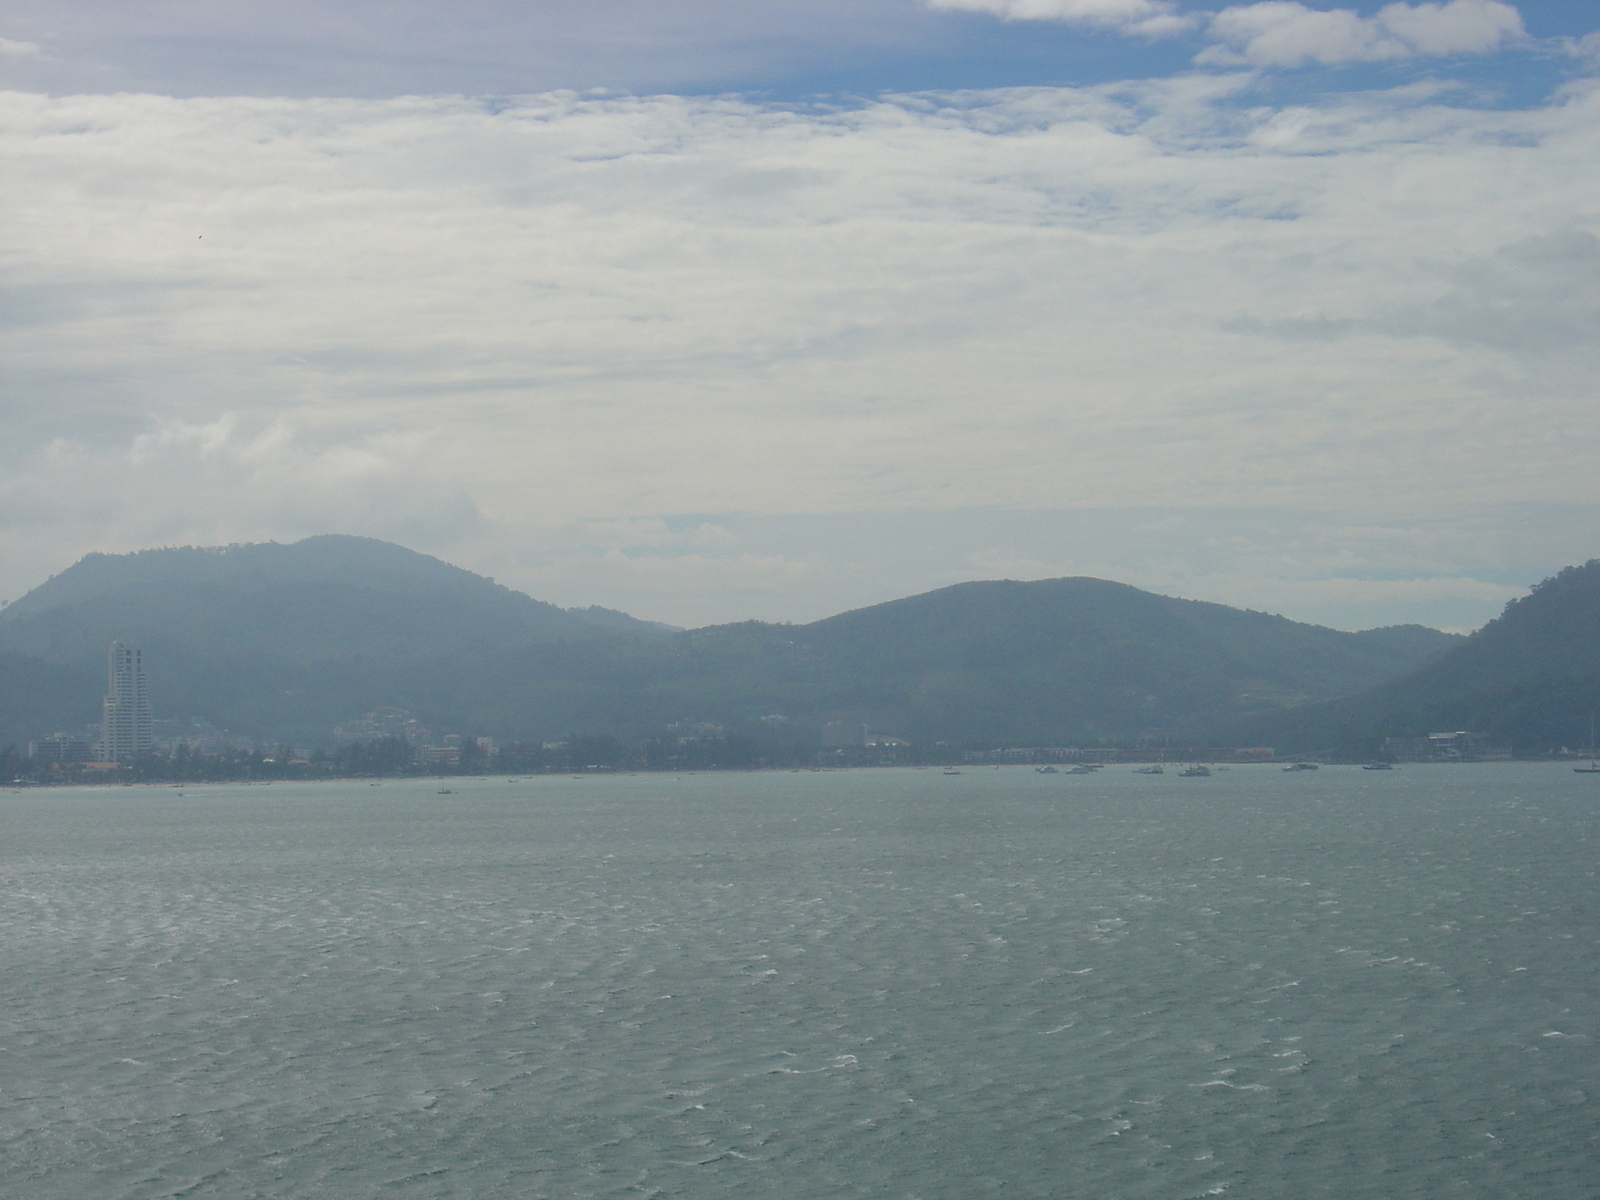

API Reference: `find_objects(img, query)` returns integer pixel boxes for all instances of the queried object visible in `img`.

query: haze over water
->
[3,765,1596,1198]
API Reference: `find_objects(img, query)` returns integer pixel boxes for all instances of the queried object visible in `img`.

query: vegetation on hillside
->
[1212,561,1600,756]
[0,536,1468,749]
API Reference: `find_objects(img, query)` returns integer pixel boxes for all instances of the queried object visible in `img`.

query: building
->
[1382,731,1514,762]
[334,706,430,746]
[28,734,96,764]
[99,641,153,762]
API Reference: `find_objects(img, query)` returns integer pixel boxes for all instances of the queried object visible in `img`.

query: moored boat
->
[1575,714,1600,772]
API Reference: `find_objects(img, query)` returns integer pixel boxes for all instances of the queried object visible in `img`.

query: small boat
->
[1179,765,1210,777]
[1036,765,1059,774]
[1134,766,1164,775]
[1362,762,1394,771]
[437,788,454,795]
[1575,713,1600,772]
[1066,765,1096,775]
[1283,762,1318,772]
[943,768,961,775]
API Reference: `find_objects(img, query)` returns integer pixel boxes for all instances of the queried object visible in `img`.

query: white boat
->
[1179,765,1210,777]
[1576,714,1600,772]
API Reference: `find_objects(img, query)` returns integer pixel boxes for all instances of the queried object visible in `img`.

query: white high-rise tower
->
[100,641,152,762]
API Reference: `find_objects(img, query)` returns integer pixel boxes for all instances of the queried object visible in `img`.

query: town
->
[8,639,1522,785]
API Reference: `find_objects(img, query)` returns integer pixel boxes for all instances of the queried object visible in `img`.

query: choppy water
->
[1,765,1596,1198]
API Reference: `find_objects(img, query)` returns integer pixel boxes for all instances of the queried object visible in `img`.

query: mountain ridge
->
[1209,559,1600,755]
[0,535,1466,747]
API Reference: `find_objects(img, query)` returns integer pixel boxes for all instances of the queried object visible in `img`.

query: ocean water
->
[1,765,1596,1199]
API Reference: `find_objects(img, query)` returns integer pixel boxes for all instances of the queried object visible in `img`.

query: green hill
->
[0,537,1463,748]
[1214,560,1600,755]
[0,536,667,744]
[585,578,1460,746]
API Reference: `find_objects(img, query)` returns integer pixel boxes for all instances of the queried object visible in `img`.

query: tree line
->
[2,733,951,784]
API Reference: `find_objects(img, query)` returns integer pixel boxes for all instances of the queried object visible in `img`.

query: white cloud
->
[924,0,1177,23]
[922,0,1527,56]
[1377,0,1524,55]
[1200,1,1525,67]
[0,76,1596,627]
[1566,31,1600,64]
[923,0,1199,37]
[0,36,41,57]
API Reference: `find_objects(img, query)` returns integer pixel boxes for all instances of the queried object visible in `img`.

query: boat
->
[943,768,961,775]
[1066,765,1096,775]
[1362,762,1394,771]
[1035,766,1059,774]
[1134,766,1164,775]
[1576,713,1600,773]
[437,788,454,795]
[1179,765,1210,777]
[1283,762,1318,772]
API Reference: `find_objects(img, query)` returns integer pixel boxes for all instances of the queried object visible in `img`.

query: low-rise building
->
[1382,731,1513,762]
[28,734,96,764]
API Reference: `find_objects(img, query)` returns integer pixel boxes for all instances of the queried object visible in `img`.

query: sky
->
[2,1,1598,631]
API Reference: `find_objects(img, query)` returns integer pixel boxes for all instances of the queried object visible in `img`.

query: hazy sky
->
[3,1,1598,630]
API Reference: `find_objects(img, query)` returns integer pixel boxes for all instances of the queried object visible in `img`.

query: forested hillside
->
[0,537,1462,747]
[1212,561,1600,755]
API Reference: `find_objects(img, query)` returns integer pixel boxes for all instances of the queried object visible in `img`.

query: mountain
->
[0,536,667,743]
[1214,560,1600,755]
[0,537,1462,748]
[566,577,1462,746]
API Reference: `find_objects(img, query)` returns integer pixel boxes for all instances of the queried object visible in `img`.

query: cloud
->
[923,0,1198,37]
[1561,31,1600,65]
[0,37,42,57]
[1,76,1597,627]
[922,0,1528,57]
[1199,1,1525,67]
[1,415,484,575]
[1377,0,1524,55]
[1233,229,1600,376]
[490,505,1590,631]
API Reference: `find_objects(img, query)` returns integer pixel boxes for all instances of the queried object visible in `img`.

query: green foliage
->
[332,736,415,776]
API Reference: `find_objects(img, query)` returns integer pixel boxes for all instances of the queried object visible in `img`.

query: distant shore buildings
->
[27,733,97,764]
[334,705,431,746]
[1381,731,1513,762]
[334,706,492,766]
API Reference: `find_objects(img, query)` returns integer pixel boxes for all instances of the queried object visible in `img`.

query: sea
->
[1,764,1596,1199]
